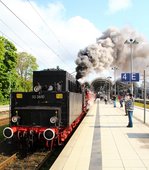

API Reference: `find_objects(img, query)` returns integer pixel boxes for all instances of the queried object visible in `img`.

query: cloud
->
[108,0,132,14]
[0,0,101,73]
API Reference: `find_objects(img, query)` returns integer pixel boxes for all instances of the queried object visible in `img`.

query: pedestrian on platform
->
[124,94,128,116]
[112,95,116,107]
[118,95,121,105]
[125,93,134,127]
[120,96,124,107]
[104,95,108,104]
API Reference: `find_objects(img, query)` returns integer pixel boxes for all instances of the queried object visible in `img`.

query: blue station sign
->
[121,73,139,82]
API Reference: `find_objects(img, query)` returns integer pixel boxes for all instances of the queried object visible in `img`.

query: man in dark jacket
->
[125,93,134,127]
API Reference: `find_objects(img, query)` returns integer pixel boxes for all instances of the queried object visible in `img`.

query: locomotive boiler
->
[3,68,89,150]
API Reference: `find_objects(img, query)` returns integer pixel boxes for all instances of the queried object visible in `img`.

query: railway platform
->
[0,105,9,120]
[0,105,9,112]
[50,100,149,170]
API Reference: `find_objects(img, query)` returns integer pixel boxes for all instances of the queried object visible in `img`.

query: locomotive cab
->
[33,68,82,93]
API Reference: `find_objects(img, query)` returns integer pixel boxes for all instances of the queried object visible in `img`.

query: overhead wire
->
[0,0,72,70]
[0,30,26,51]
[0,29,48,68]
[26,0,76,60]
[0,18,30,49]
[0,18,48,68]
[26,0,76,73]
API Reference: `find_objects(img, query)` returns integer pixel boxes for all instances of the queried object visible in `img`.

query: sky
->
[0,0,149,82]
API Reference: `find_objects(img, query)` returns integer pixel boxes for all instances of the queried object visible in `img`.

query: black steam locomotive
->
[3,68,90,150]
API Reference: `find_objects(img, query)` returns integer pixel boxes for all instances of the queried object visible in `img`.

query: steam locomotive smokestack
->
[75,27,149,79]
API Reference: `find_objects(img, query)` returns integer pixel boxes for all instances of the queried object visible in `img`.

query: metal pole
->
[124,39,138,95]
[106,77,112,101]
[130,44,133,95]
[144,69,146,123]
[109,81,110,100]
[114,69,116,95]
[112,67,117,95]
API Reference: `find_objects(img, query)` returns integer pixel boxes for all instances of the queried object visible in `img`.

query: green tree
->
[0,38,5,102]
[16,52,38,91]
[0,36,17,101]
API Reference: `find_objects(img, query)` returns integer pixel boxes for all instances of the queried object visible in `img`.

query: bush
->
[0,92,9,105]
[0,91,4,102]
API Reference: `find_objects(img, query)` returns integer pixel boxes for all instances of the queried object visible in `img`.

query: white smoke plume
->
[75,27,149,79]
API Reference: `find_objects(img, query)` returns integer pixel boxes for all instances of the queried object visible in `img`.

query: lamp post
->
[143,65,149,123]
[144,69,146,123]
[112,66,118,95]
[106,76,112,100]
[124,38,138,95]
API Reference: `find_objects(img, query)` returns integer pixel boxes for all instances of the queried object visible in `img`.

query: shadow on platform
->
[127,133,149,138]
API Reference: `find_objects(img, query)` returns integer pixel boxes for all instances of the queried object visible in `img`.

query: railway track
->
[0,153,17,170]
[0,138,54,170]
[0,111,9,116]
[0,111,9,126]
[0,150,52,170]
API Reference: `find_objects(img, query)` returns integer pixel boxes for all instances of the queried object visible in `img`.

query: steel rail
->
[0,153,17,170]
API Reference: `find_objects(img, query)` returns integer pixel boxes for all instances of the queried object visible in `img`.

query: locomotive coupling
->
[43,128,55,140]
[3,127,17,139]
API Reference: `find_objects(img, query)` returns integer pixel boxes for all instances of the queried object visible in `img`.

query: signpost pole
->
[144,69,146,123]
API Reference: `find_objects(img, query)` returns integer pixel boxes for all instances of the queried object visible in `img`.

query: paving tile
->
[102,153,121,159]
[142,159,149,167]
[102,159,124,168]
[125,169,148,170]
[51,102,149,170]
[103,169,125,170]
[122,159,145,168]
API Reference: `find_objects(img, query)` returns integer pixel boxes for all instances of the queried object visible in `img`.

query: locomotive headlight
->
[50,116,58,124]
[48,85,53,91]
[12,116,20,123]
[34,85,41,92]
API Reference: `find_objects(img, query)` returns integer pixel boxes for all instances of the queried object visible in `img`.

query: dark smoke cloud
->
[75,27,149,79]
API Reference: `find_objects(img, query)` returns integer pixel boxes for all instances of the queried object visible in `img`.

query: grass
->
[134,102,149,109]
[0,101,9,105]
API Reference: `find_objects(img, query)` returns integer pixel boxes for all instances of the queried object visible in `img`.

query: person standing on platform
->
[120,96,124,107]
[118,95,121,106]
[124,94,128,116]
[125,93,134,127]
[112,95,116,107]
[104,95,108,104]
